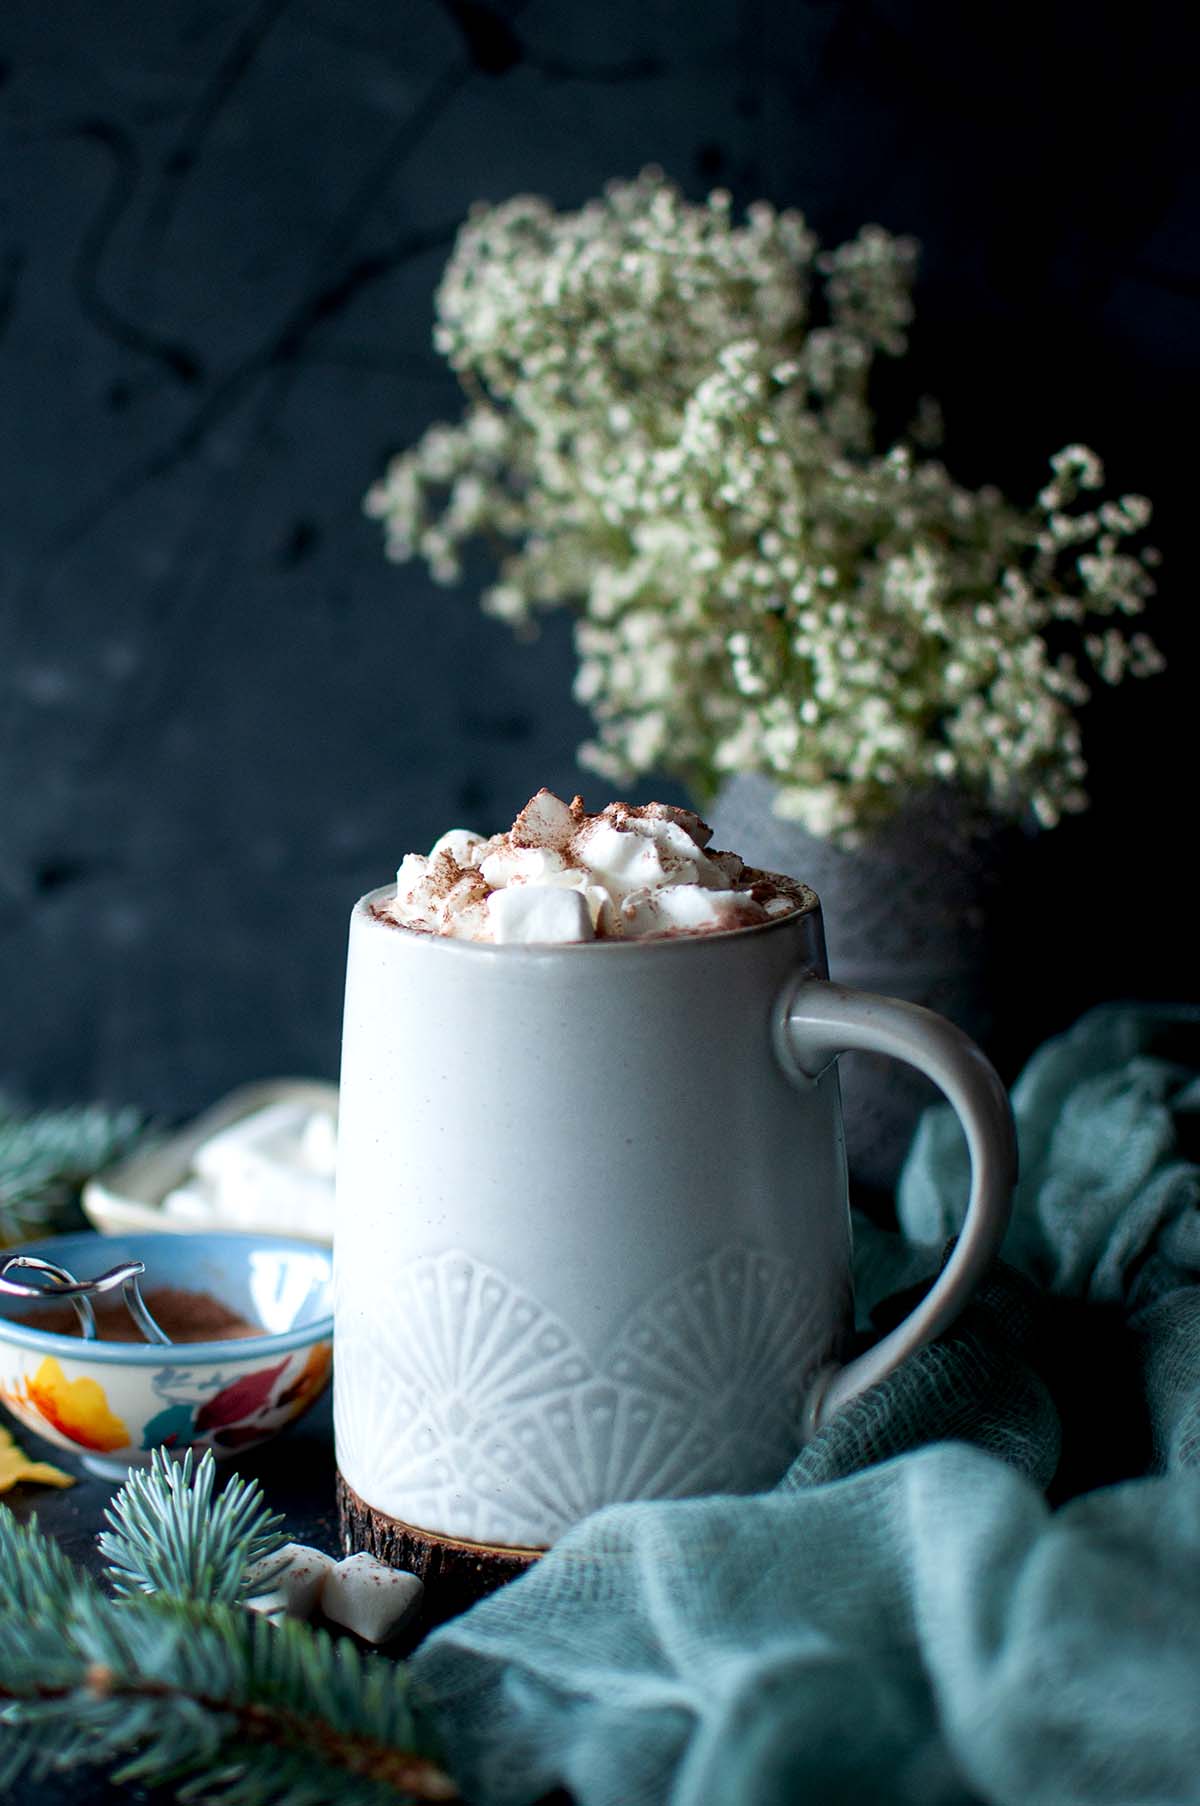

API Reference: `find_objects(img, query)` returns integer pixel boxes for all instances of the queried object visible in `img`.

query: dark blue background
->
[1,0,1195,1118]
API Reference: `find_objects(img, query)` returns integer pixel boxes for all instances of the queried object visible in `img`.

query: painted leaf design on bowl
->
[141,1400,197,1452]
[18,1356,129,1452]
[193,1357,291,1432]
[275,1341,331,1411]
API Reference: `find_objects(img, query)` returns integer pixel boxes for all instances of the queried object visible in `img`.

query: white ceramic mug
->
[333,884,1015,1555]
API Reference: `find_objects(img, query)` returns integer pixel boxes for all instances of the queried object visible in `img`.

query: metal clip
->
[0,1254,172,1345]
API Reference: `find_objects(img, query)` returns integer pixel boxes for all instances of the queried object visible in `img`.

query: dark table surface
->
[2,1390,419,1805]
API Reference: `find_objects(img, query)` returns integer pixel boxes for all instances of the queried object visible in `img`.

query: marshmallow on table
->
[320,1552,424,1644]
[243,1545,424,1645]
[487,884,594,944]
[245,1543,335,1620]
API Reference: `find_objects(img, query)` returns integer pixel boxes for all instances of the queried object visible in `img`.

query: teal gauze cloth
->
[410,1006,1200,1806]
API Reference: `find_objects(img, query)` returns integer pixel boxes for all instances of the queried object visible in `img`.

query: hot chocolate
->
[18,1286,263,1343]
[373,790,809,944]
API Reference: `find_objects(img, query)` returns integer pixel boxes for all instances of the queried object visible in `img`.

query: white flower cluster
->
[365,169,1162,843]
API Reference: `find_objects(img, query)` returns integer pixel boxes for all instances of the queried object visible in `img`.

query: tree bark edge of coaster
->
[336,1470,544,1623]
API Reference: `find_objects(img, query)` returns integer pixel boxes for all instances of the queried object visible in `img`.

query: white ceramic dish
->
[82,1080,339,1245]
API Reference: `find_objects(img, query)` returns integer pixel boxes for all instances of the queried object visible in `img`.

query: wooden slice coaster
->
[336,1470,544,1624]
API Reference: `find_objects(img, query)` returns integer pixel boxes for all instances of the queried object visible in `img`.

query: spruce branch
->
[0,1509,459,1804]
[1,1598,458,1803]
[0,1096,150,1242]
[100,1447,290,1605]
[0,1502,100,1616]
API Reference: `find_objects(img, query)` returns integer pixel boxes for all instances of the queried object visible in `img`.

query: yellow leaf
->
[0,1422,74,1495]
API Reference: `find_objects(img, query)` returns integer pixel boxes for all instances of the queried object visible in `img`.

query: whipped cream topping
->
[377,791,808,944]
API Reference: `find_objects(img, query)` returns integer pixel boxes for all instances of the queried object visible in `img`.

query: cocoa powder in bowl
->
[17,1286,264,1344]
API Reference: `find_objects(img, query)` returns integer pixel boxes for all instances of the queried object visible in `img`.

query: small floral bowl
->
[0,1231,333,1478]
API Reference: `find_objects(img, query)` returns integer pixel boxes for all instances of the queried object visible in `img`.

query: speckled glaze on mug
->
[334,887,1014,1551]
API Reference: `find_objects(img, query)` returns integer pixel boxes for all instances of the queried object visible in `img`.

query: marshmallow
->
[570,880,618,934]
[500,866,617,933]
[393,854,443,931]
[428,828,485,865]
[612,815,731,886]
[433,872,491,940]
[573,820,698,895]
[487,884,595,943]
[396,852,429,901]
[382,790,803,944]
[479,844,569,888]
[511,788,576,849]
[640,802,713,847]
[706,849,747,883]
[625,813,708,867]
[320,1553,424,1644]
[621,884,767,938]
[245,1543,335,1621]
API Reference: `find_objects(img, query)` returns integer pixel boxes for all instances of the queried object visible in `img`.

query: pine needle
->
[100,1448,289,1605]
[0,1486,459,1804]
[0,1096,150,1241]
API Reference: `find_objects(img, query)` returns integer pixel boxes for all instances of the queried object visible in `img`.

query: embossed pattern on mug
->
[334,1244,830,1547]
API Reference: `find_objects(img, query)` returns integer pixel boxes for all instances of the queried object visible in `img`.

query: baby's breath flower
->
[368,168,1163,843]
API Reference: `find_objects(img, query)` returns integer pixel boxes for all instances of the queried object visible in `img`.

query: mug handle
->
[777,973,1018,1437]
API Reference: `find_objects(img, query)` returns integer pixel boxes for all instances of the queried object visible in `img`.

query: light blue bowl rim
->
[0,1231,334,1366]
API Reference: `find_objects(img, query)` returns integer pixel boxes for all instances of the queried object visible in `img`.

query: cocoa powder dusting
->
[372,793,814,939]
[17,1285,265,1343]
[426,849,465,898]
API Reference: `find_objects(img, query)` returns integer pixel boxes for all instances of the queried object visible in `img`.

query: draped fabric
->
[411,1006,1200,1805]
